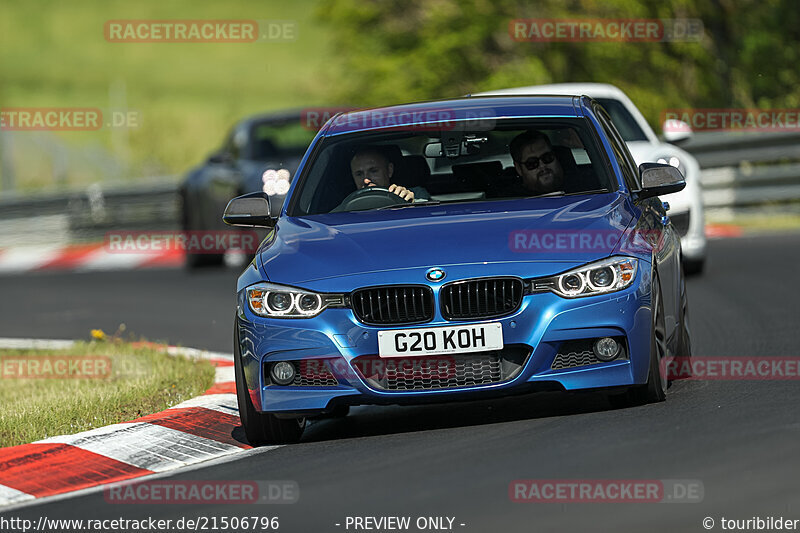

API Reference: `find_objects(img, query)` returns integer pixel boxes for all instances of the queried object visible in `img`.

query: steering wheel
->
[335,187,409,212]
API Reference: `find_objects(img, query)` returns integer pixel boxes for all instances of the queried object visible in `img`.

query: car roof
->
[322,96,587,136]
[236,109,306,127]
[475,83,627,100]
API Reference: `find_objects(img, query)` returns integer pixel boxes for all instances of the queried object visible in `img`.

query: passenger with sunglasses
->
[508,129,565,196]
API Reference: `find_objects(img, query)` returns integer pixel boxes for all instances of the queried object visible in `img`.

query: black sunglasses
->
[517,151,556,170]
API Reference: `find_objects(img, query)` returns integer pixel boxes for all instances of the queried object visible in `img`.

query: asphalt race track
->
[2,232,800,531]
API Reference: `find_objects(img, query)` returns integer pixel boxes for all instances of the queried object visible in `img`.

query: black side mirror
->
[223,192,275,228]
[637,162,686,200]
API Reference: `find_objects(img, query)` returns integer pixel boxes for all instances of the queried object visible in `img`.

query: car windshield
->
[289,118,615,216]
[247,120,318,161]
[595,98,649,142]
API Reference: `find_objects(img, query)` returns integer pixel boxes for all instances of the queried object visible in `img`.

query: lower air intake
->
[353,345,530,391]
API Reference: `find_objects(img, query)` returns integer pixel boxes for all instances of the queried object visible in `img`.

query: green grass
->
[0,340,216,447]
[0,0,337,191]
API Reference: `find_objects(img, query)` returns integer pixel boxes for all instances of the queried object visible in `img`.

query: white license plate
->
[377,323,504,358]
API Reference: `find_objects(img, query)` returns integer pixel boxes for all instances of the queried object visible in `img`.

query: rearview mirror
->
[637,163,686,200]
[424,142,443,157]
[222,192,275,227]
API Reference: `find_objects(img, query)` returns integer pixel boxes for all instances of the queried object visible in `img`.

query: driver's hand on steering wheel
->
[362,179,415,202]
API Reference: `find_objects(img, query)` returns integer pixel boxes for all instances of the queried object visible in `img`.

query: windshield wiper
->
[562,188,610,196]
[376,200,442,210]
[523,188,610,199]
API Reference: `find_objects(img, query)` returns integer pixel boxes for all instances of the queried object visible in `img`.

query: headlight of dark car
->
[244,282,346,318]
[530,257,638,298]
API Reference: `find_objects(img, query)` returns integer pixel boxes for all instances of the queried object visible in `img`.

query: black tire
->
[674,265,693,378]
[181,191,225,269]
[234,318,305,445]
[608,271,668,407]
[185,251,225,269]
[682,257,705,276]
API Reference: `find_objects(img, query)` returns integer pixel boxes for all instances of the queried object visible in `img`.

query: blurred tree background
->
[0,0,333,191]
[318,0,800,123]
[1,0,798,191]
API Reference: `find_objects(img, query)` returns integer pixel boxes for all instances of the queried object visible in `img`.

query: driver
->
[350,147,431,202]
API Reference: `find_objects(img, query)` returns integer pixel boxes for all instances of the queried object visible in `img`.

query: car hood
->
[260,193,634,286]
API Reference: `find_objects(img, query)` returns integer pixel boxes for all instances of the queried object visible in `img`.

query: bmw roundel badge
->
[426,268,446,282]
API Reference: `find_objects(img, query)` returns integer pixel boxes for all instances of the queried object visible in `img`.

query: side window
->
[595,105,641,191]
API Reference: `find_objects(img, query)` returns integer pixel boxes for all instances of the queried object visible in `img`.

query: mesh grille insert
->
[353,345,531,391]
[551,339,627,370]
[551,350,601,370]
[291,360,338,386]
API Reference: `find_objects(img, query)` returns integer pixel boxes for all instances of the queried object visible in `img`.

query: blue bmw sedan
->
[223,96,692,444]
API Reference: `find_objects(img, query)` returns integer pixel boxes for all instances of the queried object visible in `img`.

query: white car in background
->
[476,83,706,274]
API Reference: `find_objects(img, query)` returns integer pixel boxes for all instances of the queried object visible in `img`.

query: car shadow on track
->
[224,379,699,447]
[297,388,659,443]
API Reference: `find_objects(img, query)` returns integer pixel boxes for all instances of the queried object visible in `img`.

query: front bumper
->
[236,267,654,414]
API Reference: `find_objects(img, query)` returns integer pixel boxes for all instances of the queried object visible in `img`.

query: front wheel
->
[674,265,693,378]
[608,272,668,407]
[234,319,305,445]
[185,251,225,269]
[181,194,225,269]
[682,257,705,276]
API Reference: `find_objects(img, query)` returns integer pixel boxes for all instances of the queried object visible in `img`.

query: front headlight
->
[529,257,638,298]
[244,282,346,318]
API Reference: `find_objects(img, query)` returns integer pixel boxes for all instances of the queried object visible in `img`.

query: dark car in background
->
[179,110,319,267]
